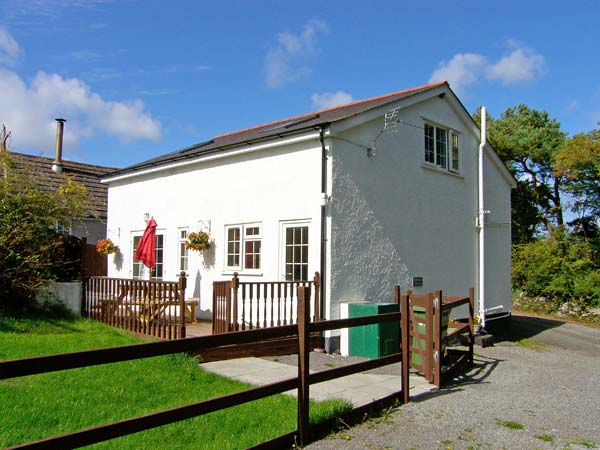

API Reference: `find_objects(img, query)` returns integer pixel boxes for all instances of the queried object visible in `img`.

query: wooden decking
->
[185,320,213,337]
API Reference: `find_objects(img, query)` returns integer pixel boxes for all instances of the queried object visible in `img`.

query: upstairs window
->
[225,223,261,271]
[424,122,460,172]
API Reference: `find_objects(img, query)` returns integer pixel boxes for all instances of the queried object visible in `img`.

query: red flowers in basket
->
[96,238,119,255]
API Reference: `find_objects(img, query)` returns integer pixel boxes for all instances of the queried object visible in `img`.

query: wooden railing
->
[212,272,321,334]
[84,272,188,339]
[1,286,408,450]
[395,287,474,388]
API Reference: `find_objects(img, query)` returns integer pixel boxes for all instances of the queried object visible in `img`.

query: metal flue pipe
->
[52,118,66,173]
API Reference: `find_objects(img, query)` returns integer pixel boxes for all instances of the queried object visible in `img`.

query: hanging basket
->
[96,238,119,256]
[185,231,212,252]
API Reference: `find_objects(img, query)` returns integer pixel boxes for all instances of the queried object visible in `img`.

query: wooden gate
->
[395,287,475,387]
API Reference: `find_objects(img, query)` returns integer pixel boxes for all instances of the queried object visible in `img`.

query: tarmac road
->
[306,313,600,450]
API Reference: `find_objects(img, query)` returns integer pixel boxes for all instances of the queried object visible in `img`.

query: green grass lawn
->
[0,316,350,449]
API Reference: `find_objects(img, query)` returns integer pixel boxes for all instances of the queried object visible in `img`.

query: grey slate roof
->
[107,81,447,178]
[7,152,117,219]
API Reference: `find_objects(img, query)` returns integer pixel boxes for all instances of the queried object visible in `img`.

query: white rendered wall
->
[106,137,322,318]
[328,94,511,321]
[483,151,513,316]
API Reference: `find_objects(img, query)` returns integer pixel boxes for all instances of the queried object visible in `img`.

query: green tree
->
[0,151,88,314]
[511,180,543,244]
[476,105,567,236]
[555,125,600,220]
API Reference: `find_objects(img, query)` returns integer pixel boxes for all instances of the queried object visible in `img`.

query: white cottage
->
[103,81,515,350]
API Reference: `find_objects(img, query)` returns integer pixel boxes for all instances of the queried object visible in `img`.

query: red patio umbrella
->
[134,218,157,268]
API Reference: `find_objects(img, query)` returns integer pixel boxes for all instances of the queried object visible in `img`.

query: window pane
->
[451,132,459,171]
[245,240,261,269]
[226,227,241,268]
[436,127,447,168]
[424,124,435,163]
[179,242,188,271]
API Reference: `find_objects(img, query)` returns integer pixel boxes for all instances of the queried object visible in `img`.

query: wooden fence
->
[212,272,321,334]
[80,243,106,277]
[395,287,475,388]
[0,286,410,450]
[84,272,188,339]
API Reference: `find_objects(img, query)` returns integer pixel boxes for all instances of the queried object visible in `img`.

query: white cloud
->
[428,53,487,95]
[311,90,354,109]
[486,47,545,84]
[265,19,328,88]
[0,69,161,152]
[0,27,23,66]
[428,42,546,95]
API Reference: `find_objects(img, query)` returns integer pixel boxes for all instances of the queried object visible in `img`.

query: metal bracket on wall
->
[197,219,211,233]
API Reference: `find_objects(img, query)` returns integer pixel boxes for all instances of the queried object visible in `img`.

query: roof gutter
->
[102,130,321,184]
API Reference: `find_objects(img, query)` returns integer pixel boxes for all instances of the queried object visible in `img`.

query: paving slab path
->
[200,354,433,407]
[306,313,600,450]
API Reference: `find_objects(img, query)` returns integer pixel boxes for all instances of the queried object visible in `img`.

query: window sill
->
[421,163,464,179]
[221,271,264,277]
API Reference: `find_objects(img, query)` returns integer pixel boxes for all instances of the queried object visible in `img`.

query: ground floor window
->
[132,233,164,280]
[178,228,188,272]
[225,223,262,272]
[282,223,309,281]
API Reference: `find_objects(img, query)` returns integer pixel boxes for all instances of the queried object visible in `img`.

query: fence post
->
[394,285,401,304]
[232,272,239,331]
[297,286,311,447]
[433,289,443,388]
[468,287,475,366]
[424,292,433,382]
[178,271,187,339]
[400,291,410,404]
[312,272,320,322]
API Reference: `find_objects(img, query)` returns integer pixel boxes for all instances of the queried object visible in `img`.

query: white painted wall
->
[483,150,513,316]
[328,93,512,322]
[106,135,323,318]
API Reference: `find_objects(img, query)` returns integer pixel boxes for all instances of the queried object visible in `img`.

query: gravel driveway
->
[305,313,600,450]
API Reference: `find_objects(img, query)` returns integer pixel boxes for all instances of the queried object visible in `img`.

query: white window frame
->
[224,223,262,273]
[178,227,189,273]
[131,231,165,280]
[280,220,310,282]
[423,120,460,173]
[449,130,460,172]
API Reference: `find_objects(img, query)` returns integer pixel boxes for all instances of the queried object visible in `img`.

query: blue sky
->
[0,0,598,168]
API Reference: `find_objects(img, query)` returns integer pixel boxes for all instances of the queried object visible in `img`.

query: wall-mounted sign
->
[412,277,423,287]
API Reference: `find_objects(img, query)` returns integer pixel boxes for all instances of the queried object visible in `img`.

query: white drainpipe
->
[478,107,487,331]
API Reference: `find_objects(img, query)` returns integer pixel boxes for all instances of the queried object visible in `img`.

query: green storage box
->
[348,302,399,359]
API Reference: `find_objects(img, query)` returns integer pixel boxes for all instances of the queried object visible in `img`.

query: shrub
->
[0,153,88,314]
[512,227,600,307]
